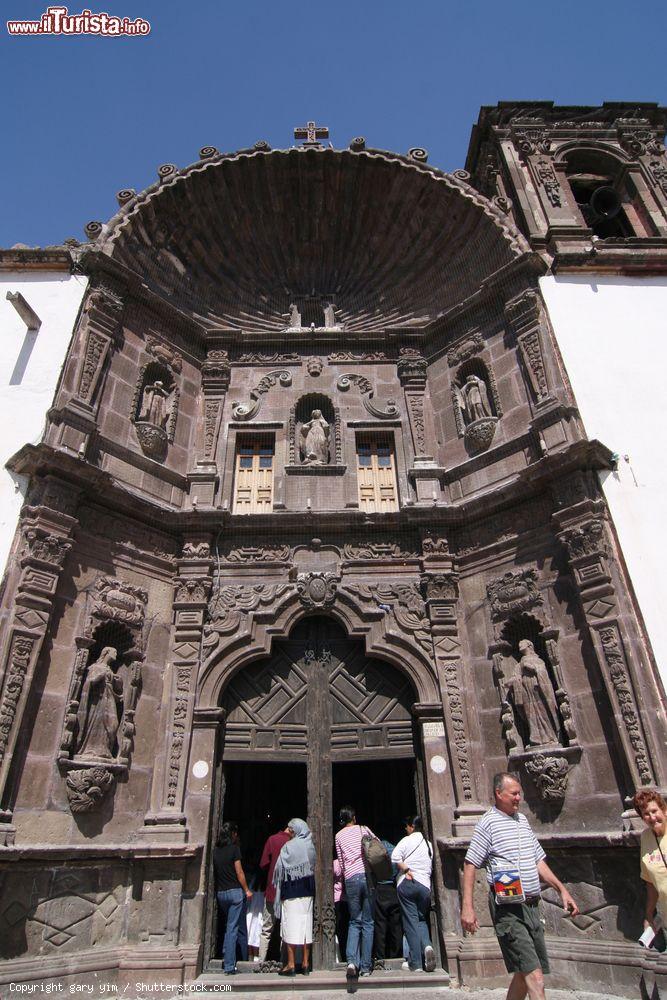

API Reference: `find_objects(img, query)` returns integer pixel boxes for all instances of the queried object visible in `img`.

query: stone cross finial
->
[294,121,329,147]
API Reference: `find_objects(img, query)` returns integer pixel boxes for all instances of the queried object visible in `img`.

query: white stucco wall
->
[540,274,667,691]
[0,271,87,574]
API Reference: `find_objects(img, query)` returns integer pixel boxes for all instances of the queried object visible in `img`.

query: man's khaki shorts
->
[489,894,550,975]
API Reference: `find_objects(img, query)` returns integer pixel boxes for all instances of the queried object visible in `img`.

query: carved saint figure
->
[286,303,302,328]
[510,639,560,747]
[139,380,170,427]
[76,646,122,759]
[459,374,492,424]
[323,303,337,328]
[299,409,330,465]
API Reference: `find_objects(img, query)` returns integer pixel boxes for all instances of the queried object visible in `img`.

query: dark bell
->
[590,186,622,220]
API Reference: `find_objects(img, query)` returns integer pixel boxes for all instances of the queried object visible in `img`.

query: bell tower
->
[465,101,667,264]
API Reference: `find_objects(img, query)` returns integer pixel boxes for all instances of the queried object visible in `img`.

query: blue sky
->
[2,0,666,248]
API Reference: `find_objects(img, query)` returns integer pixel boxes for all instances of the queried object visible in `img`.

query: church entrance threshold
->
[206,617,432,973]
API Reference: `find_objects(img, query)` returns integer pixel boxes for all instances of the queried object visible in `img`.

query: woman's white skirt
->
[281,896,313,944]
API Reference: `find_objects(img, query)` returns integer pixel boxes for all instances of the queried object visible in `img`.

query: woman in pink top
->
[334,805,375,978]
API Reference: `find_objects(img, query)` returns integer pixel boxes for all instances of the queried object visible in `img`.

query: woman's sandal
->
[278,966,296,977]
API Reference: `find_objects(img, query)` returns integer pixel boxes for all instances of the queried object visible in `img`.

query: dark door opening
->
[222,760,308,871]
[332,758,417,847]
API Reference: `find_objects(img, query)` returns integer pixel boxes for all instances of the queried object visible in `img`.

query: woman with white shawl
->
[272,817,316,976]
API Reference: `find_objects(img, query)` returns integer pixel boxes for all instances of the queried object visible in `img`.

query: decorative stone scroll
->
[342,541,418,561]
[225,544,291,563]
[336,373,399,419]
[203,584,291,657]
[344,582,431,653]
[232,369,292,420]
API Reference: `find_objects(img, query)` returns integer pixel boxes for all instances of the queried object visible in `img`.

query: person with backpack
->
[391,815,437,973]
[364,833,402,963]
[335,805,376,979]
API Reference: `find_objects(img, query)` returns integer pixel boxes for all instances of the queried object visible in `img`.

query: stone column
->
[142,536,213,842]
[187,349,231,509]
[397,348,445,502]
[552,483,663,794]
[0,477,79,844]
[420,538,486,834]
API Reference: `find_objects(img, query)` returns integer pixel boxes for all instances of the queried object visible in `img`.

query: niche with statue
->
[58,577,147,814]
[287,393,343,473]
[452,358,502,454]
[490,612,580,804]
[131,357,180,461]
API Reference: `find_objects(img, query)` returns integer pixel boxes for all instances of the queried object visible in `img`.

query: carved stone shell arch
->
[97,147,529,335]
[197,585,439,711]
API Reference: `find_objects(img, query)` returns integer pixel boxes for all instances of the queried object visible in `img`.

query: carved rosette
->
[297,573,338,610]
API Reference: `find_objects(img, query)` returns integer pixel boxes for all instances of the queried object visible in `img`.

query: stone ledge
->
[0,841,204,862]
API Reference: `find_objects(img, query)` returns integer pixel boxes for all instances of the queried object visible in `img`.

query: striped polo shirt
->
[335,824,375,881]
[465,807,545,898]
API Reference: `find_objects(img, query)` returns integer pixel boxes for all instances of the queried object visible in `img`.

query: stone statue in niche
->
[458,374,492,424]
[300,409,330,465]
[286,303,302,328]
[323,303,337,328]
[76,646,122,759]
[139,380,170,428]
[507,640,560,747]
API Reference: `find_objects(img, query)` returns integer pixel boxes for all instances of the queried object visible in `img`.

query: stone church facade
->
[0,104,666,995]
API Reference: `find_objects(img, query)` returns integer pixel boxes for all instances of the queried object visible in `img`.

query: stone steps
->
[195,965,451,995]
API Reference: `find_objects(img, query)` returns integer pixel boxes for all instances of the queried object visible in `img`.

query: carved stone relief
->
[297,572,338,609]
[232,370,292,420]
[336,373,398,419]
[344,582,431,652]
[131,343,181,460]
[487,569,543,622]
[452,359,502,453]
[59,576,147,813]
[447,331,484,367]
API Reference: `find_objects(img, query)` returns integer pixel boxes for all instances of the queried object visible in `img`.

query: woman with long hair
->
[213,821,252,975]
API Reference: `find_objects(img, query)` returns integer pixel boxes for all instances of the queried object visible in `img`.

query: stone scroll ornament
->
[202,584,291,657]
[60,576,147,813]
[232,370,292,420]
[343,582,432,652]
[336,373,399,419]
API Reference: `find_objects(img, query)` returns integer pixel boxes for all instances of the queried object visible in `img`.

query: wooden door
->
[219,616,417,969]
[233,439,274,513]
[356,436,398,514]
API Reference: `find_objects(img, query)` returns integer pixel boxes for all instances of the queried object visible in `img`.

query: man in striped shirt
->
[461,772,578,1000]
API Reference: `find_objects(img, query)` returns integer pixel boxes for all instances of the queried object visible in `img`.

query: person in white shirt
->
[391,815,436,973]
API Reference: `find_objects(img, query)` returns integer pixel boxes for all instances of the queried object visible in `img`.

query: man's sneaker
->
[359,968,372,977]
[346,963,358,979]
[424,945,436,973]
[401,961,410,971]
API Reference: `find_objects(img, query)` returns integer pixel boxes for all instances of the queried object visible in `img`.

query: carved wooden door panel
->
[221,616,416,969]
[355,436,398,513]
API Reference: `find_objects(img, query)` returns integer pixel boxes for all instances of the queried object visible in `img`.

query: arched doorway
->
[211,616,423,970]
